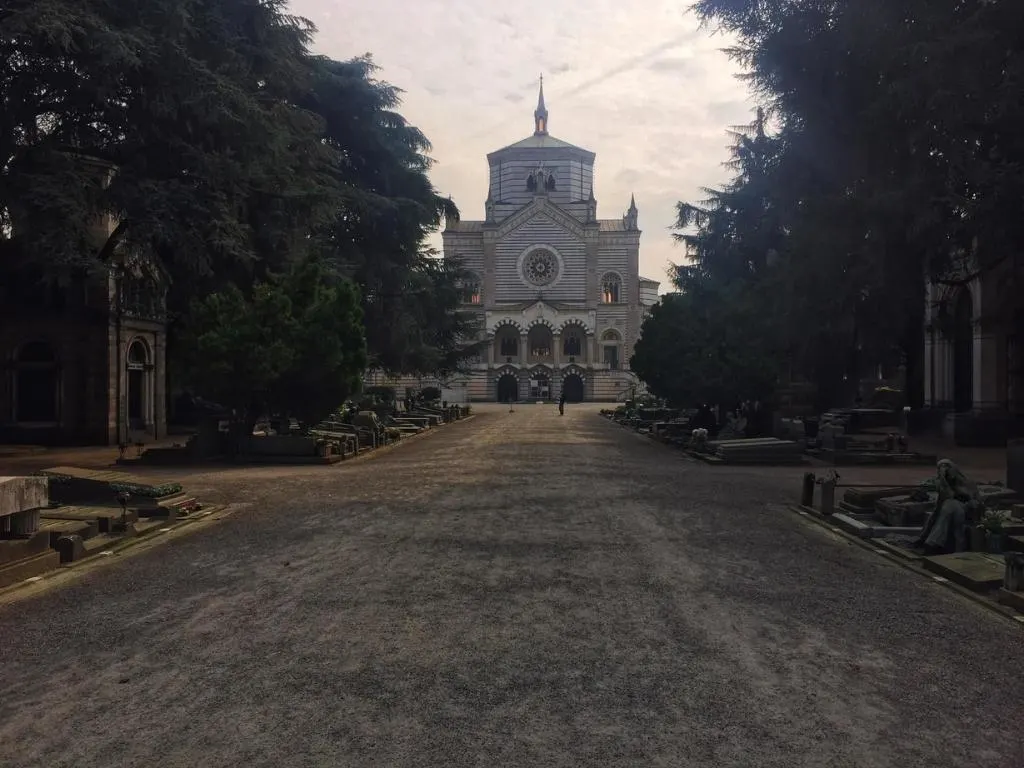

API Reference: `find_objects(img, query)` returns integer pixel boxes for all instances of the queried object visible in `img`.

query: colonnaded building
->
[438,81,659,402]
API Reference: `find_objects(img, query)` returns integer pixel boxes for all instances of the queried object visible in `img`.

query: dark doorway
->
[497,374,519,403]
[953,289,974,413]
[562,373,584,403]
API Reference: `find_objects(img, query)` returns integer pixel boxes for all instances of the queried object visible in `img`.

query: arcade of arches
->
[924,270,1024,444]
[487,322,605,402]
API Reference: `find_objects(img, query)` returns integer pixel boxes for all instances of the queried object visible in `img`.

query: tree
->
[177,258,366,432]
[631,279,779,408]
[1,0,334,295]
[302,55,478,375]
[689,0,1024,408]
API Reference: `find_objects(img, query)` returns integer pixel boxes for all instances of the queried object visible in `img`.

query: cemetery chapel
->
[442,79,660,402]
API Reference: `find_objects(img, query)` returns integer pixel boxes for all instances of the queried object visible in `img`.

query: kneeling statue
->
[914,459,982,555]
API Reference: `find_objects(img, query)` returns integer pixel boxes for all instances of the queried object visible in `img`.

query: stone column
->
[553,332,561,367]
[588,334,598,366]
[520,332,528,367]
[486,336,495,366]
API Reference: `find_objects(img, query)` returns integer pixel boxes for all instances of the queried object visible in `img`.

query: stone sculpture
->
[914,459,983,555]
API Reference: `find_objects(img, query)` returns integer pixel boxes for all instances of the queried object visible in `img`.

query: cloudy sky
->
[291,0,752,290]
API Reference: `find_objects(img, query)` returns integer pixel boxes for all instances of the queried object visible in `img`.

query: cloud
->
[614,168,643,187]
[290,0,750,292]
[647,57,695,74]
[561,32,698,99]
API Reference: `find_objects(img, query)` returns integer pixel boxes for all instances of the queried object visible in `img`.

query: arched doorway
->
[953,290,974,413]
[562,373,585,403]
[529,371,551,400]
[497,373,519,403]
[126,339,151,430]
[15,341,59,423]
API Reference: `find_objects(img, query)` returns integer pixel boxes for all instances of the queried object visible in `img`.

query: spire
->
[534,74,548,135]
[624,193,638,230]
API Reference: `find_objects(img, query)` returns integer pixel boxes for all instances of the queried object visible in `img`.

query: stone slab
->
[843,486,919,507]
[0,550,60,588]
[39,518,98,545]
[0,476,49,518]
[42,507,138,534]
[922,552,1006,593]
[39,466,185,506]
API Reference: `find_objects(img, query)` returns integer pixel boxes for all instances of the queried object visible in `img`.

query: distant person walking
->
[558,391,566,416]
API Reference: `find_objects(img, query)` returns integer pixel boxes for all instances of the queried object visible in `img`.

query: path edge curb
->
[786,503,1024,629]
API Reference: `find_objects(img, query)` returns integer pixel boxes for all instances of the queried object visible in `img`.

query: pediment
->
[496,197,585,240]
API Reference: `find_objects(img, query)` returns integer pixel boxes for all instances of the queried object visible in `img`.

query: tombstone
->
[56,534,86,564]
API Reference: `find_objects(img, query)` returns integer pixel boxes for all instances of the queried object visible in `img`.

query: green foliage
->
[177,258,366,425]
[685,0,1024,406]
[2,4,478,389]
[631,282,778,408]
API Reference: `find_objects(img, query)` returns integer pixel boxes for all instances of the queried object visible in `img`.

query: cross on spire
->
[534,74,548,135]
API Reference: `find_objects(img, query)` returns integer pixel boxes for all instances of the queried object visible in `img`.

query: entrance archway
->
[497,373,519,403]
[126,339,150,430]
[562,373,584,403]
[953,289,974,413]
[529,372,551,400]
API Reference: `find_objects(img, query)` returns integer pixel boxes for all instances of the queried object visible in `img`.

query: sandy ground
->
[1,404,1022,767]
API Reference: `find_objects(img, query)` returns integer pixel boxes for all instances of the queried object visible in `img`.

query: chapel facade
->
[0,157,168,446]
[441,80,660,402]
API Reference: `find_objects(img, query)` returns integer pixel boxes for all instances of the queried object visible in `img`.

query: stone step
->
[0,549,60,588]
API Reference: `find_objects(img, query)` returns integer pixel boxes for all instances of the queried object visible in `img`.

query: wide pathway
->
[1,405,1022,767]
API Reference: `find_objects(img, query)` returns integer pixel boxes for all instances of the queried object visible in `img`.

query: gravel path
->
[1,404,1022,767]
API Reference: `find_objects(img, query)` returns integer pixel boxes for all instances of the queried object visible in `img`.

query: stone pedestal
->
[1004,552,1024,592]
[0,476,49,537]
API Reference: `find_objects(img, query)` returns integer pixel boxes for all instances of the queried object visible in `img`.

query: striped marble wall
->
[488,158,594,213]
[494,214,587,302]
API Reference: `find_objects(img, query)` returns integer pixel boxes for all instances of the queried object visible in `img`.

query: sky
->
[290,0,753,291]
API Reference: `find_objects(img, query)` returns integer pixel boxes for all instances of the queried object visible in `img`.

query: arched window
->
[545,174,556,191]
[601,273,622,303]
[528,325,553,360]
[601,329,622,370]
[562,325,585,358]
[15,341,59,423]
[461,274,482,305]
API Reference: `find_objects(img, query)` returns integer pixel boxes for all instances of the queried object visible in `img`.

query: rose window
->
[523,249,559,286]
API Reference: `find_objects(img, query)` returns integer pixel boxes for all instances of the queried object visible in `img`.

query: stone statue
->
[485,197,495,222]
[914,459,983,555]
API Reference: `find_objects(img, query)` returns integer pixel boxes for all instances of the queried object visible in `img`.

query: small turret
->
[623,193,638,230]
